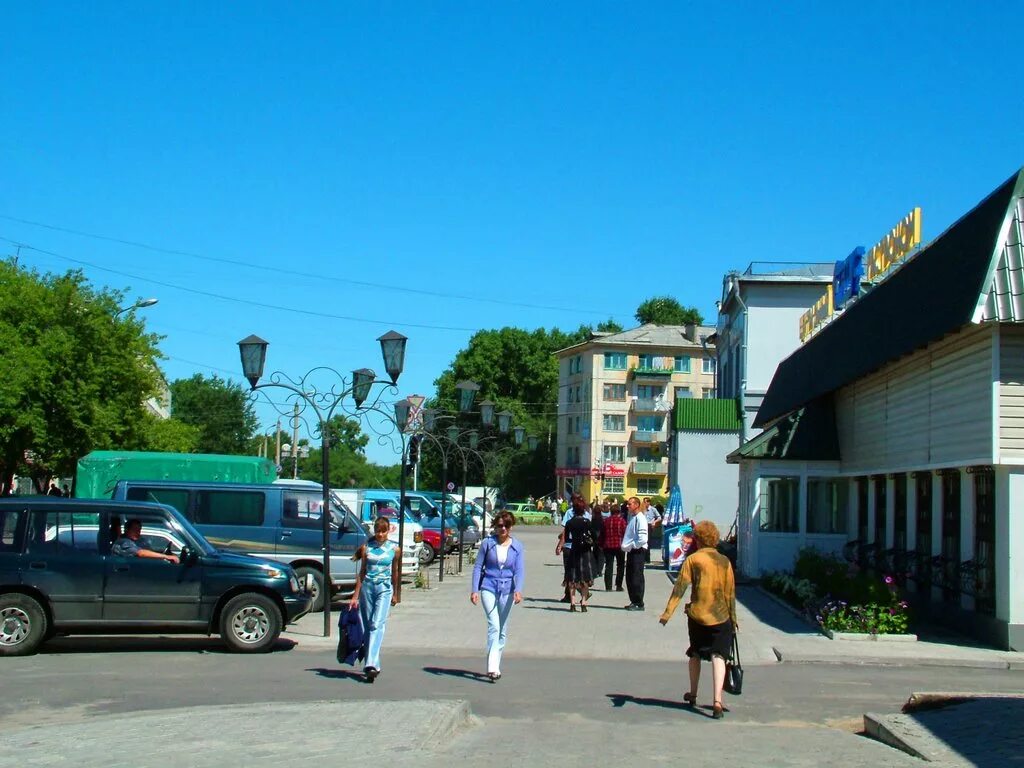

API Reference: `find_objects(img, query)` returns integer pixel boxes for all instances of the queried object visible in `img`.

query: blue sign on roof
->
[833,246,866,310]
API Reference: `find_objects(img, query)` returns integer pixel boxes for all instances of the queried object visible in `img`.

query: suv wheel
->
[294,566,325,613]
[220,593,282,654]
[0,594,47,657]
[418,541,436,565]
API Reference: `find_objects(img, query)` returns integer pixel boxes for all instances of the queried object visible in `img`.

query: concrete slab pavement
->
[286,526,1024,669]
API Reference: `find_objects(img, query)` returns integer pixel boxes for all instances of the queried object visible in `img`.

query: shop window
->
[807,478,848,534]
[873,475,887,546]
[915,473,933,582]
[856,477,869,542]
[637,478,663,495]
[941,471,962,602]
[893,474,907,551]
[974,469,995,615]
[602,477,624,495]
[759,477,799,533]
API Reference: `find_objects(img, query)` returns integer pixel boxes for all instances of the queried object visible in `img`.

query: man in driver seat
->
[111,519,180,564]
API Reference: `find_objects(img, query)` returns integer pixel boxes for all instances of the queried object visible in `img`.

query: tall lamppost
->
[237,330,408,637]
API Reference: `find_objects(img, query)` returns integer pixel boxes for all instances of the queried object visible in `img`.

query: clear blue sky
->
[3,3,1022,463]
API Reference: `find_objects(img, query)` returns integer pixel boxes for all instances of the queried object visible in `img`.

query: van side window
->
[0,508,26,552]
[27,511,101,554]
[282,492,326,530]
[194,491,264,526]
[125,487,191,518]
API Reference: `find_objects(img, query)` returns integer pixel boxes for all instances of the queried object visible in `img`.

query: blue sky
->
[3,3,1022,463]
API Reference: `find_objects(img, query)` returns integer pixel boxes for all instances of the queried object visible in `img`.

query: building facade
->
[714,263,834,441]
[670,398,741,534]
[554,324,716,501]
[731,166,1024,650]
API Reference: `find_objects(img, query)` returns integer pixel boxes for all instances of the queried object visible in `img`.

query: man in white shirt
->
[621,496,648,610]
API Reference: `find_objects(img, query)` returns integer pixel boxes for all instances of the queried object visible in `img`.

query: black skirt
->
[686,617,734,661]
[564,546,593,585]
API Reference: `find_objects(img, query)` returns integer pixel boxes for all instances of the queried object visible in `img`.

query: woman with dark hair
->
[563,503,594,611]
[471,510,525,681]
[590,502,605,588]
[659,520,737,719]
[349,516,402,683]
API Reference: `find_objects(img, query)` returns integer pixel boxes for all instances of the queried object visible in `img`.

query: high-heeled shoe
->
[580,604,588,612]
[682,692,697,708]
[569,603,577,612]
[712,701,725,719]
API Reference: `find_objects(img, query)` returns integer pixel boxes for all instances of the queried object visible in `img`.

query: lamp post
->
[115,297,159,316]
[280,442,310,479]
[237,330,408,637]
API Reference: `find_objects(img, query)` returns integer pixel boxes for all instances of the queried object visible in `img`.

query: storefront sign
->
[555,468,591,477]
[833,246,866,309]
[864,207,922,282]
[799,284,834,342]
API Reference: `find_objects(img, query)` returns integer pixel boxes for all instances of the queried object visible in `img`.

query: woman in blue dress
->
[349,517,401,683]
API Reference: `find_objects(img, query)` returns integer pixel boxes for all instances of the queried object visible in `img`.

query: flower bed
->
[763,548,911,637]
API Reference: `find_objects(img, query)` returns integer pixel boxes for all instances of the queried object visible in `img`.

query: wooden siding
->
[999,325,1024,457]
[836,325,994,472]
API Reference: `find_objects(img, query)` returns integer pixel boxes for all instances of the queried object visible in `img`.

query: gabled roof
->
[674,398,742,432]
[554,323,711,355]
[755,166,1024,428]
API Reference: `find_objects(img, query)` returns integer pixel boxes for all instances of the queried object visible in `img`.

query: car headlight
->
[265,568,286,579]
[413,531,423,543]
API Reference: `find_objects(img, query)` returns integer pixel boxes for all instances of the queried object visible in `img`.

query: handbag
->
[724,634,743,696]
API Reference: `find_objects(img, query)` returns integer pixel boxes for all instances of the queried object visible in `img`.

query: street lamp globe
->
[377,330,408,383]
[497,411,513,434]
[513,426,525,447]
[468,430,479,450]
[455,380,480,413]
[352,368,376,407]
[393,398,413,432]
[479,400,495,427]
[527,434,539,451]
[423,408,436,432]
[446,426,460,443]
[237,335,269,389]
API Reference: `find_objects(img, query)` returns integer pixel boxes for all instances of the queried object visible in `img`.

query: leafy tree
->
[634,296,704,326]
[595,318,624,333]
[133,414,201,453]
[169,374,259,454]
[0,260,163,491]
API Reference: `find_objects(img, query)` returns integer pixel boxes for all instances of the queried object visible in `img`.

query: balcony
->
[630,366,673,380]
[632,460,668,476]
[631,397,671,413]
[631,429,667,444]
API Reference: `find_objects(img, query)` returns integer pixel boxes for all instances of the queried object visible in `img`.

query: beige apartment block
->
[554,323,716,501]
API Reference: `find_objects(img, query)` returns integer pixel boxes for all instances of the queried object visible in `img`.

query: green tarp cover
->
[75,451,277,499]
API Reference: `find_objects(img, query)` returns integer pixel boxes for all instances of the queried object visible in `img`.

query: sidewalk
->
[285,527,1024,669]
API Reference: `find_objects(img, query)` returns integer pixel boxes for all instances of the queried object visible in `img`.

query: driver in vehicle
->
[111,519,180,564]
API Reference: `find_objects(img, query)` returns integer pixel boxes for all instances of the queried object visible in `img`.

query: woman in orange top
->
[659,520,737,719]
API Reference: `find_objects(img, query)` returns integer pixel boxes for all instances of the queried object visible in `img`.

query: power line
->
[0,214,631,319]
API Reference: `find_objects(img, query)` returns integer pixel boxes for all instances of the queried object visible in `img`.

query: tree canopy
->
[634,296,704,326]
[169,374,260,454]
[0,260,163,490]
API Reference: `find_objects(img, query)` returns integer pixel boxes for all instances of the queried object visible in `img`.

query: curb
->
[862,712,934,761]
[421,699,473,748]
[773,648,1012,670]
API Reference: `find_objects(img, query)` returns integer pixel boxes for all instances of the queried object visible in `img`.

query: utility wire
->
[0,214,630,319]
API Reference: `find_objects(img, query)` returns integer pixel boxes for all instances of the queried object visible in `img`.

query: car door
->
[0,505,29,593]
[23,506,105,622]
[102,510,202,623]
[279,489,330,558]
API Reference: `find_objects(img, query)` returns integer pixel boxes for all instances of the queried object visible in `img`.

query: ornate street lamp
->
[527,434,539,452]
[422,408,437,431]
[237,335,269,389]
[479,400,495,427]
[455,380,481,413]
[352,368,376,407]
[394,398,413,432]
[447,425,460,443]
[497,410,513,434]
[513,426,526,447]
[468,430,479,450]
[377,331,408,383]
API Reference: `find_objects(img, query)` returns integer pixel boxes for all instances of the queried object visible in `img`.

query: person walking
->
[600,501,627,592]
[470,510,525,682]
[555,493,590,602]
[563,503,593,611]
[589,502,605,588]
[348,517,401,683]
[621,496,648,611]
[659,521,738,720]
[644,498,663,564]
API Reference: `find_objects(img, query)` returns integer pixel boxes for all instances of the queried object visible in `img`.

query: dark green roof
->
[674,398,742,432]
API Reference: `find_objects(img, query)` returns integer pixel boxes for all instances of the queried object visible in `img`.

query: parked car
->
[332,489,426,567]
[112,479,371,612]
[503,502,552,524]
[388,490,480,553]
[0,497,312,656]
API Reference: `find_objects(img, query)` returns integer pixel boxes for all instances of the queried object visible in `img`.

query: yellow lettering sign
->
[799,284,834,342]
[864,207,921,281]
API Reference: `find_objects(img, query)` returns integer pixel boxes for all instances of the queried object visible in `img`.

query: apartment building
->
[554,324,716,500]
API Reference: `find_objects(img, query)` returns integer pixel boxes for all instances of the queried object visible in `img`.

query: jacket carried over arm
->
[660,547,737,627]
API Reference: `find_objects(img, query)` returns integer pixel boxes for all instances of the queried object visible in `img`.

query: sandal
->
[712,700,725,719]
[581,604,588,612]
[682,692,697,708]
[569,603,577,612]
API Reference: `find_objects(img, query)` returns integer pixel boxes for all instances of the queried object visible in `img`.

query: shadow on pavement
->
[736,584,818,635]
[607,693,706,715]
[307,667,368,682]
[423,666,491,683]
[40,636,297,654]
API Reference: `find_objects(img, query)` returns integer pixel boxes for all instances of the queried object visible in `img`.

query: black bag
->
[724,634,743,695]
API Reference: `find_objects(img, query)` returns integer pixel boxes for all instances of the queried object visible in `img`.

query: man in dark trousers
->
[620,496,649,610]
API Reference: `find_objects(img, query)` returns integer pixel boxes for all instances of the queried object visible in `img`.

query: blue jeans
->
[359,580,393,670]
[481,590,515,674]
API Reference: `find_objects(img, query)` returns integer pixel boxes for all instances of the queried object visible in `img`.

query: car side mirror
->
[179,545,196,565]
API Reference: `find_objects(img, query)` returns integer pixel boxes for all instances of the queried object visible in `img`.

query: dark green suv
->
[0,498,312,656]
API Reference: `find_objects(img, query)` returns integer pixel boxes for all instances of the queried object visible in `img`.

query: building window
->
[603,414,626,431]
[974,469,995,614]
[873,475,887,546]
[575,355,582,373]
[675,386,692,399]
[915,473,932,583]
[636,385,664,399]
[575,386,581,404]
[637,478,663,495]
[604,353,627,370]
[566,415,572,434]
[893,474,907,551]
[807,478,848,534]
[603,445,625,463]
[603,383,626,401]
[702,357,716,374]
[759,477,799,533]
[941,471,961,602]
[574,416,580,434]
[567,388,574,403]
[674,356,691,373]
[602,477,624,495]
[637,415,663,432]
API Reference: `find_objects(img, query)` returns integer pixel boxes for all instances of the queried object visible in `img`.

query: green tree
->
[0,259,163,491]
[134,414,201,453]
[634,296,704,326]
[169,374,259,454]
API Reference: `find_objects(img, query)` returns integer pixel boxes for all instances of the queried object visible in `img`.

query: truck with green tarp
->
[74,451,277,499]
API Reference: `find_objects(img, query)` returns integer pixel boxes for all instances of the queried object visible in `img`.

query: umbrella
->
[664,484,685,525]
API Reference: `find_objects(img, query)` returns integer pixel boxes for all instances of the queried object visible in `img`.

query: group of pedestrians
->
[342,494,738,719]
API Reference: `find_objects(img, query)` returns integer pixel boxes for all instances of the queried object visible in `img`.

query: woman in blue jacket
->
[470,510,525,682]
